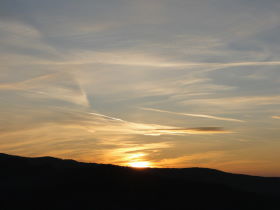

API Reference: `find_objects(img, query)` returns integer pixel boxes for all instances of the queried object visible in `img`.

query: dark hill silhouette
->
[0,153,279,210]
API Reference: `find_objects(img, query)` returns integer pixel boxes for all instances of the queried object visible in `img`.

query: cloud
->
[0,73,89,106]
[183,96,280,108]
[141,107,244,122]
[90,112,125,122]
[0,20,58,57]
[272,115,280,119]
[156,151,226,168]
[98,141,171,166]
[154,127,232,135]
[50,50,280,69]
[89,112,232,136]
[0,20,40,38]
[89,111,177,136]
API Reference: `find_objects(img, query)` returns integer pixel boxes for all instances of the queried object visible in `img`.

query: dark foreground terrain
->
[1,153,280,210]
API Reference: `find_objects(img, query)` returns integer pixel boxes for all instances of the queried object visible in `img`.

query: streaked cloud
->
[50,50,280,69]
[183,96,280,108]
[156,151,226,168]
[89,112,125,122]
[155,127,232,135]
[141,107,244,122]
[0,73,89,106]
[272,115,280,119]
[99,142,171,166]
[89,112,231,136]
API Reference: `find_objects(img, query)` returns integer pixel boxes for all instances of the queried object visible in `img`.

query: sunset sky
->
[1,0,280,176]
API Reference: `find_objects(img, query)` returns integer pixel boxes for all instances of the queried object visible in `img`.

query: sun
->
[128,161,151,168]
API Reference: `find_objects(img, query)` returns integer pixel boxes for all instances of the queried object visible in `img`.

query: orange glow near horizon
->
[128,161,151,168]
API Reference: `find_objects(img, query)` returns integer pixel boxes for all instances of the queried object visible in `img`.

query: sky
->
[0,0,280,176]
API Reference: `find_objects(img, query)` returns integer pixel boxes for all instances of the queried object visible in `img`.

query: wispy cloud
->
[183,96,280,108]
[53,50,280,69]
[0,20,58,58]
[98,142,171,166]
[89,112,125,122]
[89,112,232,136]
[0,73,89,106]
[141,107,244,122]
[156,151,226,168]
[272,115,280,119]
[154,127,232,135]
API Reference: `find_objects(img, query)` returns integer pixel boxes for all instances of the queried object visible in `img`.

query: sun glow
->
[129,161,151,168]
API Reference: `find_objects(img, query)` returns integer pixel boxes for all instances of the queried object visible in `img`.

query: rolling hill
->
[0,153,279,210]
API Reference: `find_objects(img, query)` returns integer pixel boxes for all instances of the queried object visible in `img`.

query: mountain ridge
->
[1,153,279,210]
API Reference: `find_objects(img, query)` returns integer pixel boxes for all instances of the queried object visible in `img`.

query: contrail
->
[140,107,245,123]
[89,112,126,122]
